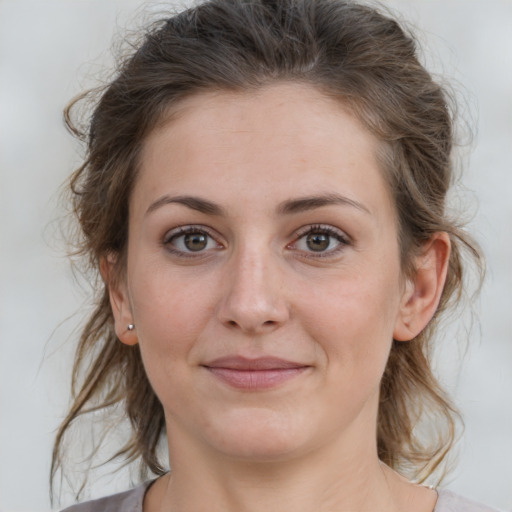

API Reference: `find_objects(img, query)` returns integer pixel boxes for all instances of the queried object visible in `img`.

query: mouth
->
[202,356,310,391]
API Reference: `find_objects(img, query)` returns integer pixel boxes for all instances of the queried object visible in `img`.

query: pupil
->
[184,233,207,251]
[307,233,329,251]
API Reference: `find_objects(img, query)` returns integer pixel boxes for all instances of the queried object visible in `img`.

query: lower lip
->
[205,367,308,390]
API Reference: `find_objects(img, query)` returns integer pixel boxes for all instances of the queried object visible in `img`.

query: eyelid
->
[162,225,224,256]
[161,223,350,258]
[288,224,351,257]
[163,224,215,243]
[293,224,350,242]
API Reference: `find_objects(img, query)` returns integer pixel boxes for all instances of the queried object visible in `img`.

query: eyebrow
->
[145,195,225,216]
[145,192,370,217]
[277,193,371,215]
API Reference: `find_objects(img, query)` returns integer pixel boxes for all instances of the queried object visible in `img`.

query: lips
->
[202,356,310,390]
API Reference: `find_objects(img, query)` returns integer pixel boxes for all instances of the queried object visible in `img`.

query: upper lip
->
[202,356,309,370]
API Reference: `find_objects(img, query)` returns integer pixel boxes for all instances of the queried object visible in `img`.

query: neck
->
[160,454,392,512]
[148,419,427,512]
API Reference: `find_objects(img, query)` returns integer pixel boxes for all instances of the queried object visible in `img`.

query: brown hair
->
[52,0,483,498]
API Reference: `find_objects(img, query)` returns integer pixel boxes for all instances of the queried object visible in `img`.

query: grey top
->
[61,481,503,512]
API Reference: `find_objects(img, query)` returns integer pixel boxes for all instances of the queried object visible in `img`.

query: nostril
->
[224,319,278,330]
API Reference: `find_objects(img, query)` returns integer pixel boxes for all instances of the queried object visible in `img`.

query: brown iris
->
[306,233,330,251]
[184,233,208,251]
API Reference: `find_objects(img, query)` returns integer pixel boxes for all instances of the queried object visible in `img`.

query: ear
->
[100,255,138,346]
[393,232,451,342]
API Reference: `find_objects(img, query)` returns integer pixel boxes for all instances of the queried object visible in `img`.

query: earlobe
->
[393,233,451,342]
[100,256,138,346]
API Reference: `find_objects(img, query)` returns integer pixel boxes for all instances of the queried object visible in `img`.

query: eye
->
[290,225,349,256]
[164,226,221,255]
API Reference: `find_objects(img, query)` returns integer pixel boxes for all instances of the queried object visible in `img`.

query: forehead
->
[134,83,395,222]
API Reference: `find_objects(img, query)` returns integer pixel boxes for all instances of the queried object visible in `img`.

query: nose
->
[216,247,290,334]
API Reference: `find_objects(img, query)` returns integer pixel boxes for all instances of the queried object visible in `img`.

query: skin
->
[106,83,449,512]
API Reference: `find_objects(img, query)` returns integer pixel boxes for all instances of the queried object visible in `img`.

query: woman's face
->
[112,83,419,462]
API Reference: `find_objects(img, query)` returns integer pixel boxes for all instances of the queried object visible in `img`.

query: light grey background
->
[0,1,511,511]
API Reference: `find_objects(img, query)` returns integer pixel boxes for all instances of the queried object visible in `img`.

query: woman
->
[52,0,498,510]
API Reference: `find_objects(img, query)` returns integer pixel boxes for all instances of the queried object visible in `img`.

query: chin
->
[201,407,315,461]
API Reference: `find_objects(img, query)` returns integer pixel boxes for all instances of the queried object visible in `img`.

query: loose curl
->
[52,0,483,499]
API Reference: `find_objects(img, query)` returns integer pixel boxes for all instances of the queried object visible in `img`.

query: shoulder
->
[60,481,153,512]
[435,489,504,512]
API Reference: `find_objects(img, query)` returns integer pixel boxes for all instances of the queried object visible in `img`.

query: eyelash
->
[163,225,222,257]
[162,224,350,258]
[289,224,350,258]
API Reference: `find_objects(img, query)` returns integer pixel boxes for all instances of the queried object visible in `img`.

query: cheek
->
[128,264,217,378]
[297,268,401,383]
[130,262,213,330]
[127,270,213,417]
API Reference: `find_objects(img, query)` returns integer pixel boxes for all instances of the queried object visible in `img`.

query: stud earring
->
[127,324,135,331]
